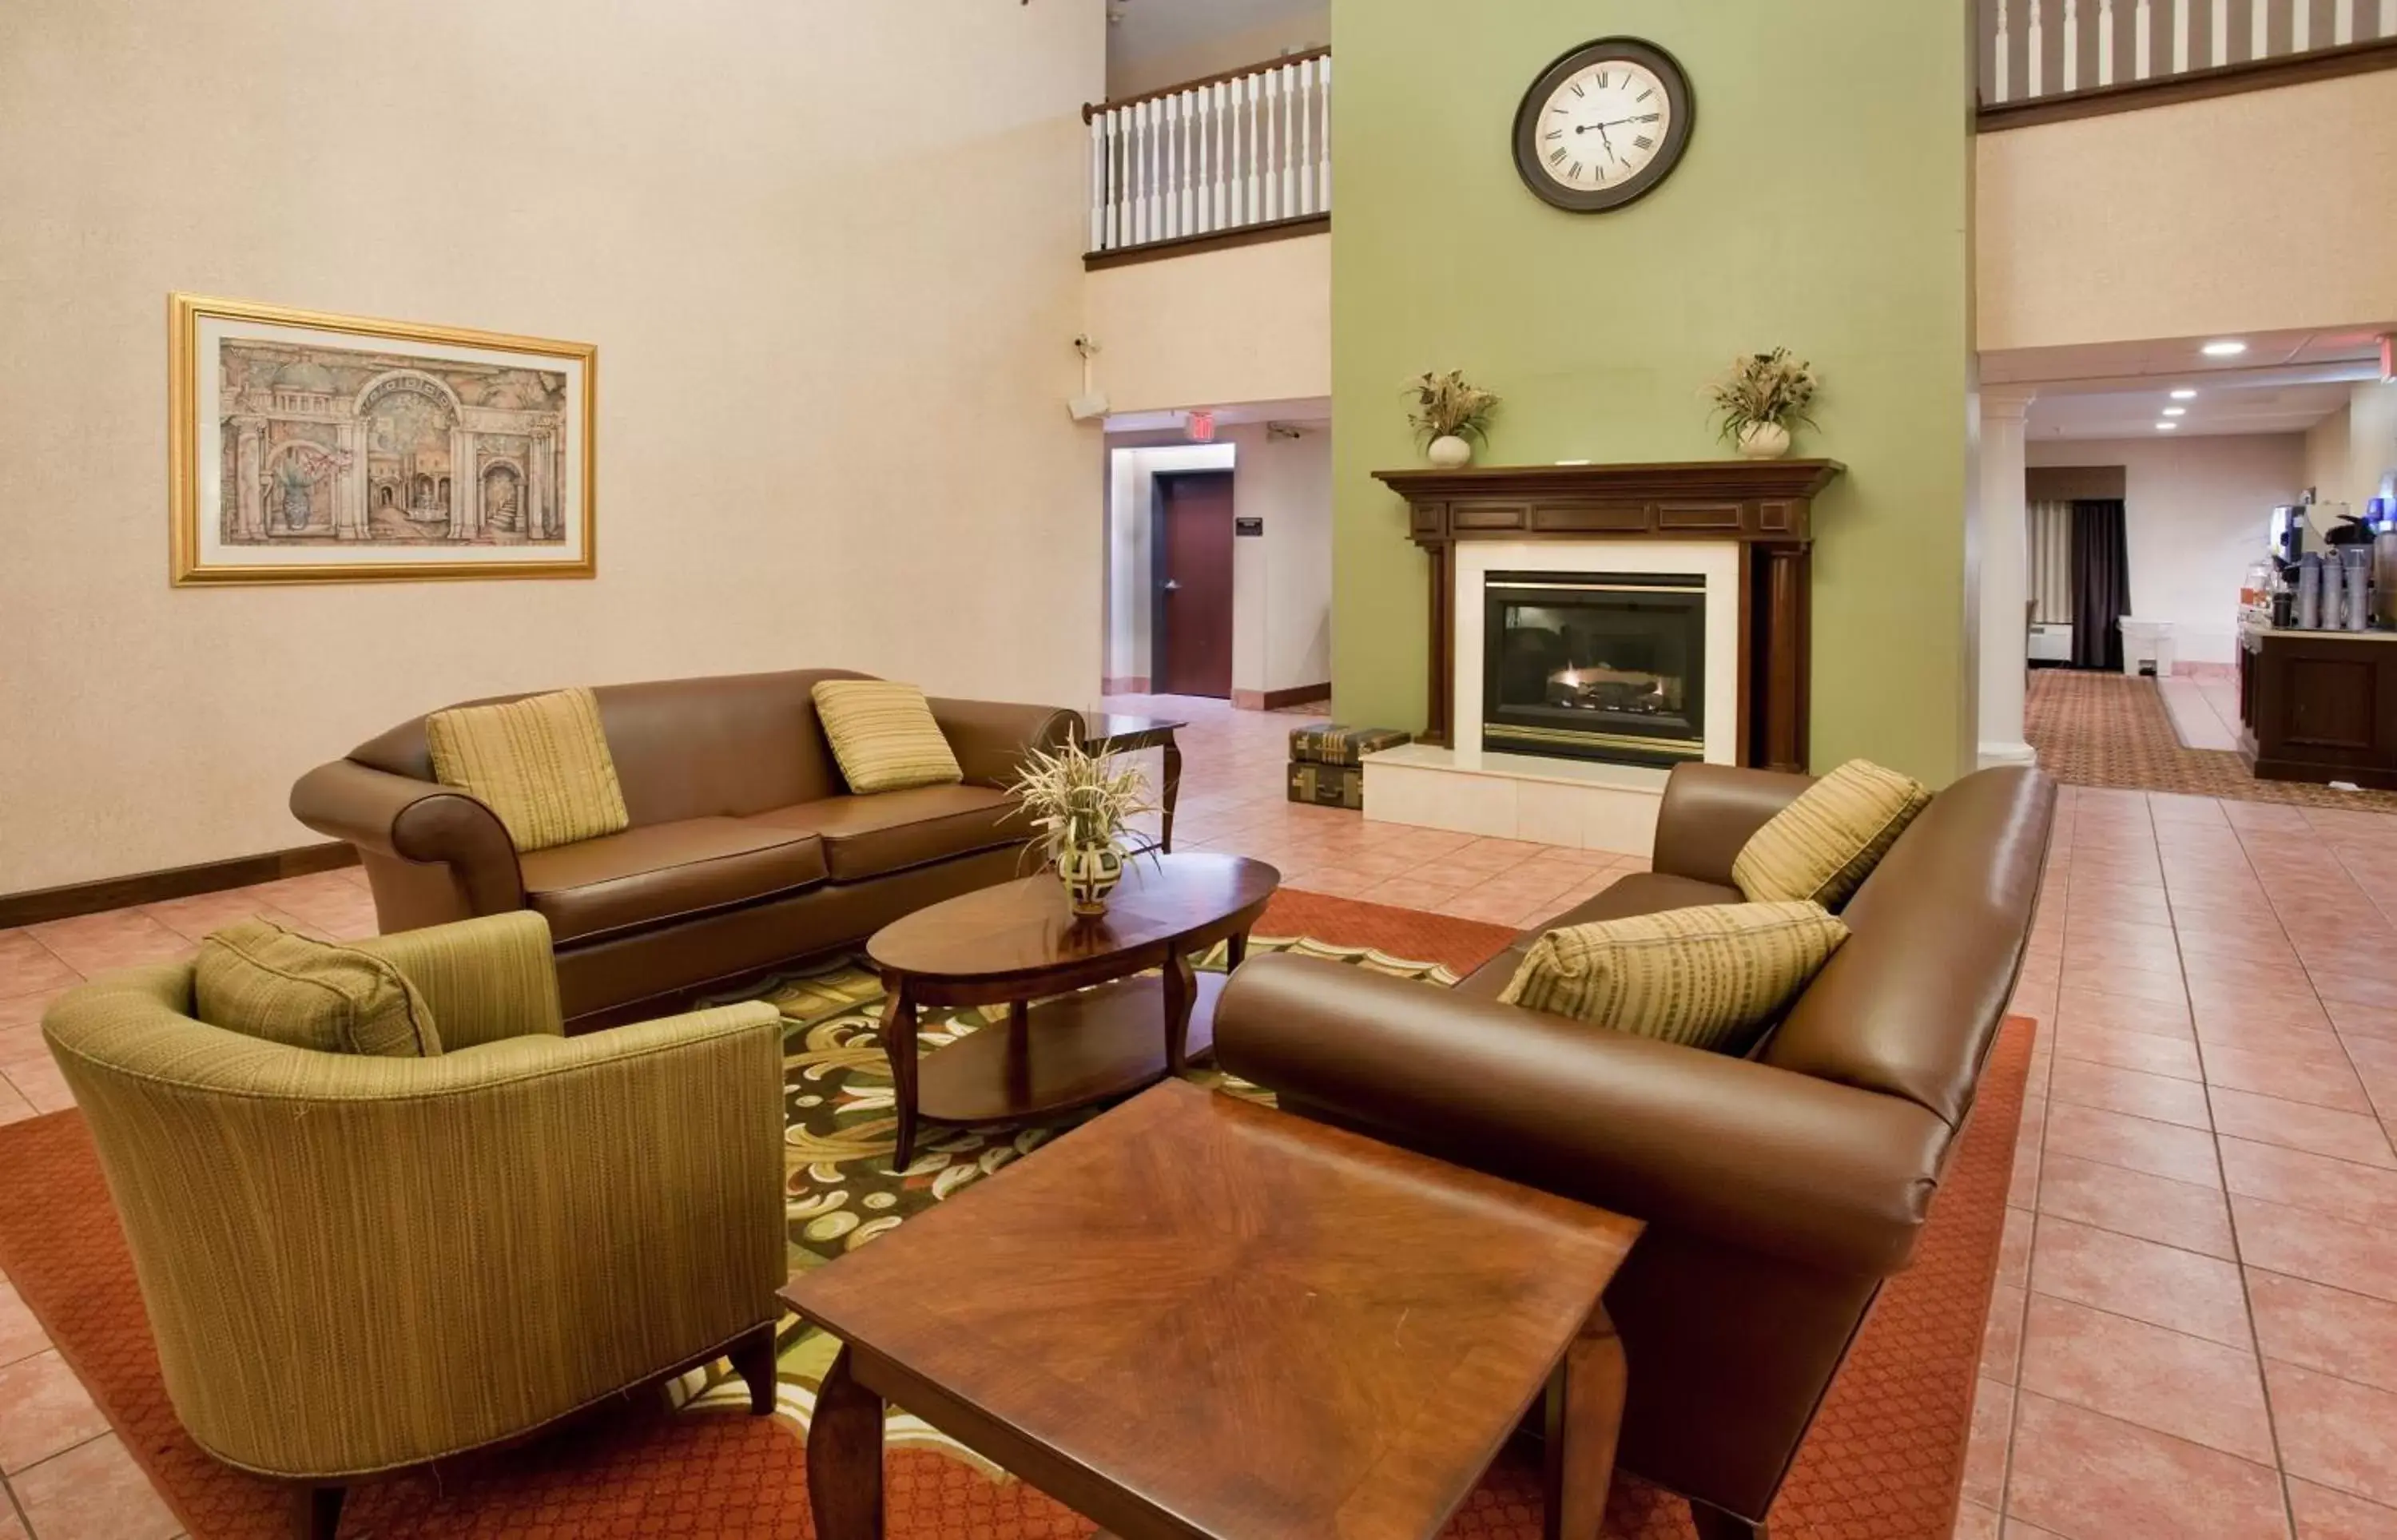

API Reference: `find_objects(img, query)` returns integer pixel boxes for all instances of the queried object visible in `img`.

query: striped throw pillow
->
[1731,759,1932,909]
[424,686,630,853]
[812,679,964,795]
[1498,901,1849,1054]
[195,919,443,1058]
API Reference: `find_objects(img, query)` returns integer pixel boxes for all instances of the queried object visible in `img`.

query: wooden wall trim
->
[1083,212,1329,271]
[0,842,360,929]
[1977,37,2397,133]
[2026,465,2128,502]
[1258,682,1332,710]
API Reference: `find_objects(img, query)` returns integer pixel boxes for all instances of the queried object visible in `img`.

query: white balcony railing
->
[1085,50,1330,257]
[1982,0,2397,105]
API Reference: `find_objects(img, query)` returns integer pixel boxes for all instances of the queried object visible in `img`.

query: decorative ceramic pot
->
[1426,434,1474,469]
[1058,839,1124,917]
[1737,421,1792,460]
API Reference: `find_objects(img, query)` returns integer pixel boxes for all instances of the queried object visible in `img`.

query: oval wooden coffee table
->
[865,852,1278,1169]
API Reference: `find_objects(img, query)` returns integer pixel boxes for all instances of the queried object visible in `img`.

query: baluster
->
[2336,0,2356,44]
[2063,0,2081,91]
[1995,0,2012,102]
[2099,0,2117,82]
[1170,92,1187,238]
[1087,112,1104,252]
[1210,81,1228,231]
[2252,0,2270,60]
[1286,65,1306,217]
[2173,0,2191,67]
[1296,60,1315,216]
[2029,0,2046,96]
[2211,0,2229,65]
[1123,103,1139,247]
[2383,0,2395,39]
[1192,86,1211,233]
[1262,68,1282,220]
[2293,0,2312,50]
[2135,0,2153,76]
[1316,55,1333,212]
[1139,99,1157,246]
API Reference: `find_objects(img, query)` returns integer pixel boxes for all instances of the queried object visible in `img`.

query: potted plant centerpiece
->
[1408,369,1499,468]
[1706,348,1819,459]
[1011,737,1159,917]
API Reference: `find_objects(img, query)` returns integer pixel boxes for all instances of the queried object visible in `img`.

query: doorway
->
[1153,470,1235,697]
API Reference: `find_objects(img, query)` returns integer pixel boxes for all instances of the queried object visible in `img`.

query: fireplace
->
[1482,571,1706,766]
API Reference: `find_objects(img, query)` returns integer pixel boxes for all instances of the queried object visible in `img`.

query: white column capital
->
[1980,383,2038,421]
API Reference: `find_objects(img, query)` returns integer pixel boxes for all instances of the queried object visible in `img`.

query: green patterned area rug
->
[666,935,1461,1469]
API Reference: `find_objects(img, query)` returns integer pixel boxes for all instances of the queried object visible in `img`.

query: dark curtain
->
[2068,498,2129,671]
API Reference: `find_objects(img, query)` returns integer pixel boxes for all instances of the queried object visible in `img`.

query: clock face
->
[1513,39,1695,213]
[1532,61,1671,192]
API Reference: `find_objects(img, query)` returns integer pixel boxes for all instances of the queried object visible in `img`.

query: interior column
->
[1977,387,2037,768]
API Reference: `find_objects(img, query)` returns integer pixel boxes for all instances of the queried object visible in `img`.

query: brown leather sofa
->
[1214,762,2055,1540]
[292,669,1075,1027]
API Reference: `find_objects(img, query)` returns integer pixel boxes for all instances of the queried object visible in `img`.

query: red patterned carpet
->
[0,891,2026,1540]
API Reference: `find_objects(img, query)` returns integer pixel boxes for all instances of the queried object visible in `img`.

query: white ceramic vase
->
[1737,421,1792,460]
[1426,434,1474,469]
[1058,839,1124,917]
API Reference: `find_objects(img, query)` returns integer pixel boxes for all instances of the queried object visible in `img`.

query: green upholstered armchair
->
[40,911,787,1540]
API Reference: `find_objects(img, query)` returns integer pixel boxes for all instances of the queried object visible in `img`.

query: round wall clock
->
[1512,38,1695,213]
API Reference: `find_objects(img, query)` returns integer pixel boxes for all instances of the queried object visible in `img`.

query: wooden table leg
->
[1543,1303,1626,1540]
[1004,999,1032,1105]
[1159,734,1183,853]
[1163,948,1196,1077]
[808,1344,884,1540]
[1226,930,1248,971]
[880,979,920,1172]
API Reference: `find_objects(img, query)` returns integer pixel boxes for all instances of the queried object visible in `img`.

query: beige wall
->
[1107,9,1330,99]
[1083,234,1330,415]
[1978,71,2397,351]
[2303,379,2397,512]
[1226,423,1332,697]
[0,0,1104,895]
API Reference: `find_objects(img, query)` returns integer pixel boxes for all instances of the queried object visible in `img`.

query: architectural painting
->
[171,296,594,584]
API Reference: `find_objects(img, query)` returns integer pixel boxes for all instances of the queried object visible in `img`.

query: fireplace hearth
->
[1484,571,1704,766]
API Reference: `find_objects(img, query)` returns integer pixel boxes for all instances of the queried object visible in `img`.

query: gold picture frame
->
[169,293,597,585]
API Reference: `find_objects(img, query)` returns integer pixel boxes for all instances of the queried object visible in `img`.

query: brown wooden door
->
[1155,470,1234,698]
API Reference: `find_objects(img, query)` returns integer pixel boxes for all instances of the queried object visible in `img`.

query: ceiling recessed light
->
[2170,388,2198,399]
[2157,421,2180,430]
[2201,339,2248,357]
[2163,407,2187,416]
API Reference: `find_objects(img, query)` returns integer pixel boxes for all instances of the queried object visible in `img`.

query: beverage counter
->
[2240,624,2397,789]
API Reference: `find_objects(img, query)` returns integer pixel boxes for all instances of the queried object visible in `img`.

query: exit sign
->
[1187,411,1215,443]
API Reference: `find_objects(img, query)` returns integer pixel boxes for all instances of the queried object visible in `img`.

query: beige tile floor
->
[5,693,2397,1538]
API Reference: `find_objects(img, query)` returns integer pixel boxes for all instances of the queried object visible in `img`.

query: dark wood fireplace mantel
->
[1373,459,1845,772]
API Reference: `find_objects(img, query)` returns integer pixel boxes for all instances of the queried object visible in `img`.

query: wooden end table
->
[1071,712,1187,851]
[781,1079,1643,1540]
[863,852,1277,1169]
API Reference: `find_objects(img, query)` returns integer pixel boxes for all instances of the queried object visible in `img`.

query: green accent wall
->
[1331,0,1975,784]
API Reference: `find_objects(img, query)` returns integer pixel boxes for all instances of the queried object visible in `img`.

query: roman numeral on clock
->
[1549,147,1568,166]
[1634,134,1656,151]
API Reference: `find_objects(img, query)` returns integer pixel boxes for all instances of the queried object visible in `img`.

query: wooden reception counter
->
[2240,625,2397,789]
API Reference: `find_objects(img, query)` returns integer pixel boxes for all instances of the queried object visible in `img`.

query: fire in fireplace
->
[1482,570,1705,766]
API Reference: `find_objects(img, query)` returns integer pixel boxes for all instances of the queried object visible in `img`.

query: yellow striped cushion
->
[424,686,629,853]
[195,919,442,1058]
[1731,759,1932,909]
[812,679,963,795]
[1498,901,1849,1053]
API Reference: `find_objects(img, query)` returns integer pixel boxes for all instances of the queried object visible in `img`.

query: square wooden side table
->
[1071,712,1187,851]
[780,1079,1643,1540]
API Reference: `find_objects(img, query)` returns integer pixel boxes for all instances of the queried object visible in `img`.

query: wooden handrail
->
[1978,33,2397,131]
[1083,46,1330,121]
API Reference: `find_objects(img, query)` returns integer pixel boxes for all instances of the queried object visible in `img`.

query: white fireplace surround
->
[1361,538,1743,855]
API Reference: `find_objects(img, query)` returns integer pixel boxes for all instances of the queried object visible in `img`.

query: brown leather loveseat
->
[292,669,1075,1027]
[1215,762,2055,1540]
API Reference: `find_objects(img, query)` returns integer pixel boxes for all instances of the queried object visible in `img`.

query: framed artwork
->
[169,294,596,585]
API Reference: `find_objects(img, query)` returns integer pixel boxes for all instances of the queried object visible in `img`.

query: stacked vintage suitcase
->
[1286,723,1411,810]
